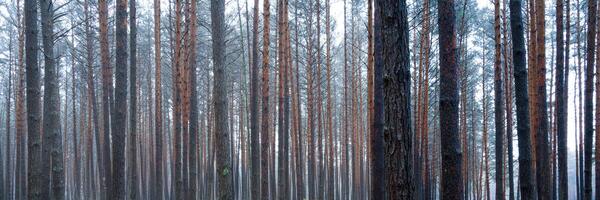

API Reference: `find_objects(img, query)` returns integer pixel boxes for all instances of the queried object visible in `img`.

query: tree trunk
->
[326,0,334,198]
[210,0,234,195]
[250,0,261,196]
[555,0,568,197]
[112,0,128,198]
[25,0,42,197]
[154,0,164,198]
[438,0,463,197]
[532,0,551,197]
[373,0,414,198]
[277,0,290,198]
[188,0,199,198]
[508,0,536,197]
[128,0,138,198]
[40,0,63,197]
[493,0,505,198]
[99,0,113,197]
[584,0,596,198]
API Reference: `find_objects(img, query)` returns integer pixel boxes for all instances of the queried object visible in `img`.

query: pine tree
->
[99,0,114,196]
[211,0,234,195]
[509,0,536,197]
[153,0,164,198]
[25,0,42,197]
[493,0,505,198]
[438,0,462,197]
[128,0,138,198]
[112,0,128,198]
[250,0,261,196]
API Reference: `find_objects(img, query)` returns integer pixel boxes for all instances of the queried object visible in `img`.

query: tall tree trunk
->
[25,0,41,197]
[3,36,12,200]
[373,0,414,198]
[210,0,234,195]
[99,0,113,197]
[71,27,80,200]
[555,0,569,196]
[277,0,290,198]
[250,0,261,196]
[188,0,199,199]
[493,0,505,198]
[40,0,64,196]
[172,0,183,198]
[14,0,26,197]
[500,0,515,198]
[154,0,164,198]
[509,0,536,197]
[584,0,596,197]
[112,0,128,198]
[439,0,463,197]
[261,0,271,197]
[532,0,550,196]
[128,0,138,198]
[326,0,334,198]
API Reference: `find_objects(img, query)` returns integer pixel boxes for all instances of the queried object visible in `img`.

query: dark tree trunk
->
[188,0,199,199]
[509,0,536,197]
[493,0,505,198]
[41,0,65,194]
[376,0,415,196]
[25,0,42,197]
[371,0,385,199]
[153,0,164,198]
[555,0,568,197]
[584,0,595,197]
[210,0,234,196]
[128,0,138,199]
[438,0,463,198]
[112,0,128,198]
[250,0,261,196]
